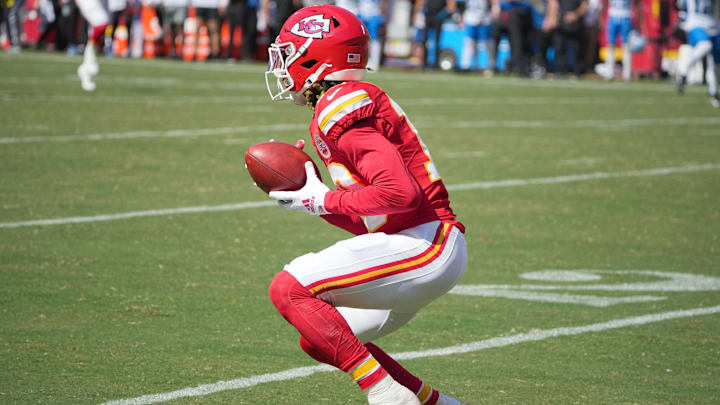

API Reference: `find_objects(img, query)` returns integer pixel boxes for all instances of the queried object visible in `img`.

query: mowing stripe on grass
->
[98,304,720,405]
[1,163,717,229]
[3,116,719,144]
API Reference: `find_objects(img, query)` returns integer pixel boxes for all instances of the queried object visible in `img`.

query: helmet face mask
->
[264,5,370,104]
[265,40,303,102]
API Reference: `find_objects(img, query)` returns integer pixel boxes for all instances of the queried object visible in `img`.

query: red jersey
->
[309,81,465,235]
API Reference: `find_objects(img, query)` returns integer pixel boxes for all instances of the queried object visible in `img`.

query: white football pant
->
[285,220,467,343]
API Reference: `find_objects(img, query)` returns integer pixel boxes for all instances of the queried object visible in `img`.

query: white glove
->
[269,161,329,215]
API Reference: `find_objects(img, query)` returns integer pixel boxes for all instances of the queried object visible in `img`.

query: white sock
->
[706,53,718,96]
[461,36,475,70]
[368,39,381,71]
[82,41,99,75]
[622,43,631,81]
[605,45,615,79]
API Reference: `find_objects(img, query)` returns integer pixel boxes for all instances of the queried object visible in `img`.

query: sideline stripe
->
[1,163,718,229]
[2,117,719,145]
[98,304,720,405]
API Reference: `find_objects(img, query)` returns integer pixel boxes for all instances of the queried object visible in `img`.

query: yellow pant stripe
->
[349,356,379,381]
[418,383,433,403]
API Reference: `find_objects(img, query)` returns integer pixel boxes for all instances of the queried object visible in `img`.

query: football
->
[244,141,321,194]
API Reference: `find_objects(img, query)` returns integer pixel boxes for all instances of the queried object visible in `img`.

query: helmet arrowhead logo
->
[291,14,331,39]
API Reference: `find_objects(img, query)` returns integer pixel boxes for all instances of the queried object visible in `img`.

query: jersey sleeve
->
[322,119,425,217]
[315,83,376,140]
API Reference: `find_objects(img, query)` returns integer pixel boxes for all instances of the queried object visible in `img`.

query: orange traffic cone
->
[113,16,129,57]
[182,6,197,61]
[196,25,210,61]
[141,5,161,59]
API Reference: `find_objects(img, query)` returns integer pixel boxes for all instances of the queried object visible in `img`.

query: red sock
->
[91,24,109,43]
[269,270,387,389]
[366,342,440,404]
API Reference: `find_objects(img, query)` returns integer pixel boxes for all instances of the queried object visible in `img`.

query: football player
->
[76,0,111,91]
[459,0,493,73]
[264,5,469,405]
[676,0,720,107]
[603,0,643,82]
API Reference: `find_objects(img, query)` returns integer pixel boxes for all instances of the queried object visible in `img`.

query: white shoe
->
[710,95,720,108]
[77,63,97,92]
[437,392,471,405]
[367,374,421,405]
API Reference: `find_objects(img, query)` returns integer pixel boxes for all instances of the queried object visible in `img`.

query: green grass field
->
[1,51,719,405]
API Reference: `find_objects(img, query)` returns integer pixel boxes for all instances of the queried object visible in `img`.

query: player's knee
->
[91,24,109,42]
[299,335,332,364]
[268,270,291,314]
[268,270,311,316]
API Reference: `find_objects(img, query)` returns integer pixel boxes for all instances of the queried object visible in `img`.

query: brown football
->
[244,141,321,194]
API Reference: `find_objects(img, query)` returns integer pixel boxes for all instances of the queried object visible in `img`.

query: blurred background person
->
[490,0,535,75]
[337,0,388,71]
[582,0,600,76]
[676,0,720,107]
[415,0,456,68]
[104,0,127,56]
[602,0,642,82]
[532,0,557,77]
[223,0,257,61]
[7,0,25,52]
[459,0,493,73]
[261,0,300,40]
[162,0,187,58]
[550,0,587,78]
[192,0,222,59]
[359,0,388,71]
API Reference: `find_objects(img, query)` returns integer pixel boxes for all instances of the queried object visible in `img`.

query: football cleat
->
[437,392,471,405]
[710,94,720,108]
[676,75,686,95]
[77,63,97,92]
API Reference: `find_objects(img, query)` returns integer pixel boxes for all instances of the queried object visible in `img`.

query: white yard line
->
[0,123,307,144]
[2,117,718,145]
[1,163,717,229]
[98,304,720,405]
[444,163,720,191]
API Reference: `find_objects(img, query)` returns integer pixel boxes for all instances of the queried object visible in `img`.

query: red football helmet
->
[264,5,370,104]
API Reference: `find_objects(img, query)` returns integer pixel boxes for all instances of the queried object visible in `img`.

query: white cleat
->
[77,63,97,92]
[710,95,720,108]
[437,392,471,405]
[367,375,421,405]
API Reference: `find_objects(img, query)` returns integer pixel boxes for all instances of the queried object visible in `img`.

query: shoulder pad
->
[315,82,375,139]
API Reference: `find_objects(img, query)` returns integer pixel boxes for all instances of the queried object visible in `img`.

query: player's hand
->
[294,139,305,150]
[269,161,329,215]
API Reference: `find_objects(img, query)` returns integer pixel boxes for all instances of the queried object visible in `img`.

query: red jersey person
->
[75,0,111,91]
[264,5,469,405]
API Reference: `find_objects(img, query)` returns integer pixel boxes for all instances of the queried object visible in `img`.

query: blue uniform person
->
[603,0,642,81]
[676,0,720,107]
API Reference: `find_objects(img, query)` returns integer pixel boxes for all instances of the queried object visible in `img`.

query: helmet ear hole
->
[331,16,340,27]
[301,59,318,69]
